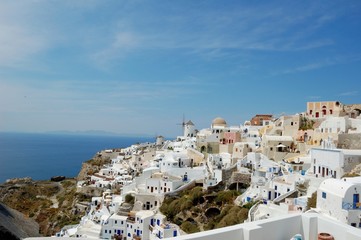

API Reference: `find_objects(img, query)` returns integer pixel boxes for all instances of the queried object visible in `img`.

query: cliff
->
[0,202,41,239]
[0,152,113,237]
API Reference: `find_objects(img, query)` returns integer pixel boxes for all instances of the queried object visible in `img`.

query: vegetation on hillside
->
[306,191,317,210]
[160,187,249,233]
[0,179,91,236]
[299,116,315,130]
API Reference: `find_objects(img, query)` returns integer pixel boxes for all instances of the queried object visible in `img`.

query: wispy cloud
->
[0,2,50,68]
[278,54,361,75]
[90,1,350,65]
[338,91,359,97]
[307,96,322,100]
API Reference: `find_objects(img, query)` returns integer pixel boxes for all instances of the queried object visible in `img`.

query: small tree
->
[125,194,135,204]
[307,191,317,210]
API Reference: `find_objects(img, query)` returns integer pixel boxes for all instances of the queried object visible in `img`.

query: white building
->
[310,147,361,179]
[317,177,361,228]
[150,213,180,239]
[145,172,184,195]
[184,120,197,138]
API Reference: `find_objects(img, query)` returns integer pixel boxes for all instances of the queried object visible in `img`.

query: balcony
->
[342,201,361,210]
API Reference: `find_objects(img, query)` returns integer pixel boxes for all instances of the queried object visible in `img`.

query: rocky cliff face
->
[0,152,113,237]
[77,153,112,181]
[0,202,41,240]
[0,178,89,236]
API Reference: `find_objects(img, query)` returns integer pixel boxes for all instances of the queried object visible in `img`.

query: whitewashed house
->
[145,172,184,195]
[317,177,361,228]
[310,147,361,179]
[150,213,180,239]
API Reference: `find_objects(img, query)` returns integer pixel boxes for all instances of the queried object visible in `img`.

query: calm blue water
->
[0,132,153,183]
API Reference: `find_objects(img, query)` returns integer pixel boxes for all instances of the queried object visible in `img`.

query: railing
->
[342,201,361,210]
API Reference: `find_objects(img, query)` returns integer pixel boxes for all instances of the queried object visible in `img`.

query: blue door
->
[137,230,140,236]
[353,194,359,208]
[151,218,154,226]
[157,219,160,226]
[117,230,120,235]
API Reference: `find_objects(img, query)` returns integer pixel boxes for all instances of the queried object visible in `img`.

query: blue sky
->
[0,0,360,137]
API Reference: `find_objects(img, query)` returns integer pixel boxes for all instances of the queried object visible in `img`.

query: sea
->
[0,132,154,184]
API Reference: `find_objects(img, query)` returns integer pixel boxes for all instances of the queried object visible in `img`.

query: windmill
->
[176,114,186,136]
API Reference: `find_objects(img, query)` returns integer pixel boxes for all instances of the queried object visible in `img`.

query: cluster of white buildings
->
[26,101,361,240]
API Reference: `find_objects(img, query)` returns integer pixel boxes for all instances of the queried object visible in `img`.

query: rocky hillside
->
[160,187,254,233]
[0,202,41,240]
[0,152,114,237]
[0,177,91,236]
[77,152,113,181]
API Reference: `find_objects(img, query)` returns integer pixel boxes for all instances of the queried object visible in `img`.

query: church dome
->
[212,117,227,127]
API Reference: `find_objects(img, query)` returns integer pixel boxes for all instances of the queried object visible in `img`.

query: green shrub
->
[125,194,135,204]
[215,190,239,205]
[307,191,317,210]
[180,221,200,233]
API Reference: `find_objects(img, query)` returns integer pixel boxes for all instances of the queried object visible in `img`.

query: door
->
[353,194,359,208]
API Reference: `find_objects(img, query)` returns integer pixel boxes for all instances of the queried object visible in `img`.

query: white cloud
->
[307,96,322,100]
[278,54,361,75]
[0,24,48,67]
[88,1,348,66]
[338,91,359,97]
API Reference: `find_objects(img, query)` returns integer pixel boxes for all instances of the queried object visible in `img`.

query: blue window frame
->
[322,192,326,199]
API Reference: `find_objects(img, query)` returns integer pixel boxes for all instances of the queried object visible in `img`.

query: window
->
[115,220,117,224]
[275,185,277,190]
[105,230,107,234]
[322,192,327,199]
